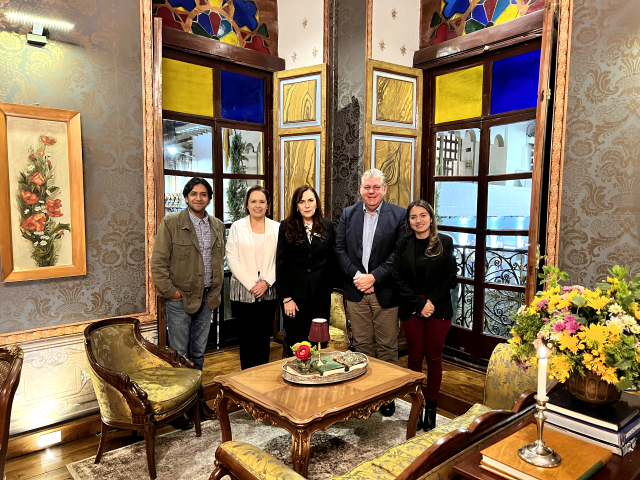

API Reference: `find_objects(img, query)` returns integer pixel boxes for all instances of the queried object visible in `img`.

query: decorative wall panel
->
[274,65,327,220]
[557,0,640,285]
[420,0,545,48]
[371,135,415,207]
[153,0,277,55]
[281,135,320,217]
[365,60,422,208]
[434,65,483,124]
[0,1,147,334]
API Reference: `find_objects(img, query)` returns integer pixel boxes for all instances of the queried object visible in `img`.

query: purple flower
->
[537,299,549,309]
[564,316,581,334]
[515,360,528,373]
[560,307,570,313]
[543,317,550,324]
[552,321,565,333]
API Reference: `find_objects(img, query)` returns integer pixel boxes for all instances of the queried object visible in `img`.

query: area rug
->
[67,401,450,480]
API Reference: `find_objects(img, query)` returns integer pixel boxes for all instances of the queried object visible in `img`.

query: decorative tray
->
[281,351,369,385]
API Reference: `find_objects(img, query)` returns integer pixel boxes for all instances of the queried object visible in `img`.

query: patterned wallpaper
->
[328,0,367,225]
[278,0,324,68]
[0,1,146,334]
[153,0,278,56]
[558,0,640,284]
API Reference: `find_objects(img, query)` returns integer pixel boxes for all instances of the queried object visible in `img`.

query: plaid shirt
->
[188,210,212,288]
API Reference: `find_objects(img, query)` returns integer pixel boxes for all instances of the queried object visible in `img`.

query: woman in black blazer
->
[276,185,335,348]
[393,199,457,432]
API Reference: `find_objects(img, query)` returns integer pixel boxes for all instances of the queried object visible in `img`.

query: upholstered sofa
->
[210,343,552,480]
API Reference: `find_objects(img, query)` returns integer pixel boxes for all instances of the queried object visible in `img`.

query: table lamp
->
[308,319,330,366]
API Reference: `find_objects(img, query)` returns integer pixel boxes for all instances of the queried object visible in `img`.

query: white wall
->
[371,0,420,67]
[278,0,325,69]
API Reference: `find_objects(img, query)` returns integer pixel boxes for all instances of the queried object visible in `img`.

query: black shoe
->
[169,413,194,430]
[424,399,437,431]
[416,408,425,431]
[200,398,217,420]
[380,400,396,417]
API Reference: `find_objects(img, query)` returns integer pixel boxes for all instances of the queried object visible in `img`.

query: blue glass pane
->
[491,49,541,115]
[220,70,264,123]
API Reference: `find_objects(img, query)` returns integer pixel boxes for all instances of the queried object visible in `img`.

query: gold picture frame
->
[0,103,86,282]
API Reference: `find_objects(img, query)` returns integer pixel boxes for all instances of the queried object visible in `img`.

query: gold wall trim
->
[0,0,157,346]
[546,0,572,268]
[364,59,423,205]
[273,64,328,221]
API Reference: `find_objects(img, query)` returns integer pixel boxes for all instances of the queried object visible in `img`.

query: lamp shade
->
[308,318,330,343]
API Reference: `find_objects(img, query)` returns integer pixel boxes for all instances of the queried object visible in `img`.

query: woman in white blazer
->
[226,185,280,369]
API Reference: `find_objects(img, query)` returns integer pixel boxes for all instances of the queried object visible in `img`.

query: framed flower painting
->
[0,103,86,282]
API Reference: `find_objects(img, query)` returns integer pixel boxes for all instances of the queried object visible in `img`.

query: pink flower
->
[537,299,549,309]
[564,315,581,334]
[533,338,543,350]
[552,321,565,333]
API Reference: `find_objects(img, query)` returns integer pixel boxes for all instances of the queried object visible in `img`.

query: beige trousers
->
[347,293,399,365]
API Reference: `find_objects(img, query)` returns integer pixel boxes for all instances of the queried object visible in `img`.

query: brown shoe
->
[201,398,217,420]
[169,413,194,430]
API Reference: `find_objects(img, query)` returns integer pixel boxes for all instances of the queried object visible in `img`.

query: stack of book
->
[480,423,611,480]
[545,388,640,456]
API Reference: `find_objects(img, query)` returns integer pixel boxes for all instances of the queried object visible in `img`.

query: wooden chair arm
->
[84,339,150,416]
[138,337,195,369]
[397,409,522,480]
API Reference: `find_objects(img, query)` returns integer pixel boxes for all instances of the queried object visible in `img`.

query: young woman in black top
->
[392,199,458,431]
[276,185,335,348]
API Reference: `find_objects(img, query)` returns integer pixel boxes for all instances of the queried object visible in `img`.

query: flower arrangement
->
[510,265,640,391]
[291,341,318,372]
[17,135,70,267]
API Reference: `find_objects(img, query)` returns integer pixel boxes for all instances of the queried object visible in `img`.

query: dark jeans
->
[232,299,278,370]
[403,310,451,402]
[165,287,212,371]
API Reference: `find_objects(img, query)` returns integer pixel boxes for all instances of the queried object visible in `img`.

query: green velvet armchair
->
[210,343,556,480]
[84,318,203,479]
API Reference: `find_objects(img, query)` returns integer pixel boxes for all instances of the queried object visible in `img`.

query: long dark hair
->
[405,199,443,258]
[284,185,326,245]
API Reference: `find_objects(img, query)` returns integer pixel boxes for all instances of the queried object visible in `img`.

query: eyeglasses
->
[362,185,383,192]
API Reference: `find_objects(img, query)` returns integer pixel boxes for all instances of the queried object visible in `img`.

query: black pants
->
[283,294,330,353]
[232,299,278,370]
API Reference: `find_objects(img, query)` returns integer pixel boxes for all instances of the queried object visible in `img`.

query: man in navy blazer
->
[336,169,406,416]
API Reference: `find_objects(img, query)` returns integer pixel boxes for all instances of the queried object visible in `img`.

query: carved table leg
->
[407,382,425,440]
[291,429,312,477]
[213,390,232,442]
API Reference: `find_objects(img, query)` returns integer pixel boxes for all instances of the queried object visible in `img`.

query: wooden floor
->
[5,341,485,480]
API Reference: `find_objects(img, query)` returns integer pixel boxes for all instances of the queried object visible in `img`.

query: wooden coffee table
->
[212,356,426,476]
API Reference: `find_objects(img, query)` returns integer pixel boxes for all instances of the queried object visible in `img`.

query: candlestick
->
[518,396,562,467]
[537,346,548,401]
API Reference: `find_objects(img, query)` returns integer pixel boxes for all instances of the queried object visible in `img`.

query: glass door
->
[424,43,542,361]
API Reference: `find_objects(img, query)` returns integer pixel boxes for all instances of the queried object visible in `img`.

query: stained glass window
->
[491,49,541,115]
[220,71,265,124]
[162,58,214,117]
[434,66,483,124]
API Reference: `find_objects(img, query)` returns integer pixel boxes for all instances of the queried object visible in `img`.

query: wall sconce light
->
[5,12,74,47]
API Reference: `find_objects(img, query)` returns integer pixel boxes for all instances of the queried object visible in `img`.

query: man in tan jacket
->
[151,177,224,426]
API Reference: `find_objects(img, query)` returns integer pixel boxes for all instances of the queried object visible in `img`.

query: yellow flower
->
[633,303,640,320]
[580,324,609,345]
[587,295,610,312]
[508,335,521,345]
[527,307,539,316]
[548,355,571,382]
[558,331,581,354]
[530,356,539,366]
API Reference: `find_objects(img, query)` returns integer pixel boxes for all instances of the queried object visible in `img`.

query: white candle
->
[537,347,548,401]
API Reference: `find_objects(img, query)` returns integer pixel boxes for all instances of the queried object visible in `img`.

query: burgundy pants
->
[403,309,451,402]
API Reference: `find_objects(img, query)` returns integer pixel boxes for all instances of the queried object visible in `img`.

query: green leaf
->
[596,282,611,291]
[617,376,633,391]
[616,359,632,370]
[572,296,586,308]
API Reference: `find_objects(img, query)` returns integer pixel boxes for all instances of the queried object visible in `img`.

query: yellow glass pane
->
[435,65,483,124]
[282,79,317,124]
[283,139,316,213]
[376,77,414,124]
[375,139,412,207]
[162,58,214,117]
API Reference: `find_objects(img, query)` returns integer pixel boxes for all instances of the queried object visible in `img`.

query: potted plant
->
[510,265,640,405]
[290,341,318,375]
